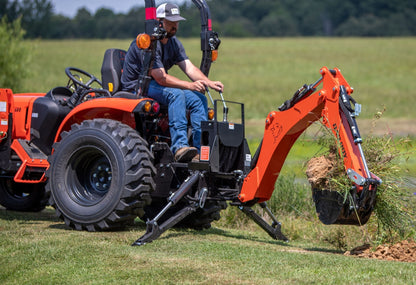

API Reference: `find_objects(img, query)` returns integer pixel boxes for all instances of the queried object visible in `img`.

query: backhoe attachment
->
[239,67,381,226]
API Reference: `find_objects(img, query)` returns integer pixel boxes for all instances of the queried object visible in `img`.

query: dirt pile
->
[344,240,416,262]
[305,146,344,189]
[305,154,336,189]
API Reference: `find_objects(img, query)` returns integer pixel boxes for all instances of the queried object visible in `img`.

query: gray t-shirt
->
[121,36,188,92]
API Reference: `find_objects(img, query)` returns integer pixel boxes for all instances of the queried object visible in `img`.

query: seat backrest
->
[101,49,126,94]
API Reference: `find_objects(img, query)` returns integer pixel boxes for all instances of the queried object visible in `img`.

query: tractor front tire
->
[0,179,46,212]
[46,119,155,231]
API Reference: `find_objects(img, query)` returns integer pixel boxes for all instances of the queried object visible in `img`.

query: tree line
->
[1,0,415,39]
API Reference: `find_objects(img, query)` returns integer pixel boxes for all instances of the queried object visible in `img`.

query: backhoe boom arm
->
[239,67,377,204]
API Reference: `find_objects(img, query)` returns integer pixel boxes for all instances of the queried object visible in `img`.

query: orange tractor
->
[0,0,380,245]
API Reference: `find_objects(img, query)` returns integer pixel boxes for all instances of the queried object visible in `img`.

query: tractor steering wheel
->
[65,67,102,90]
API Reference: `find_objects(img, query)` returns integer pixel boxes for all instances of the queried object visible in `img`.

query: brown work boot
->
[174,147,198,162]
[192,154,200,162]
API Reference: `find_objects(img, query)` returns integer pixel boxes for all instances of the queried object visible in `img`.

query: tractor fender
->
[53,97,152,143]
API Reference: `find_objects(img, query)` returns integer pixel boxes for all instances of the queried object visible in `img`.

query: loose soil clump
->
[305,154,335,189]
[305,145,344,190]
[344,240,416,263]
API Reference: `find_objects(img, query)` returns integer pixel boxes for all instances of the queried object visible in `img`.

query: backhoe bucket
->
[312,188,376,226]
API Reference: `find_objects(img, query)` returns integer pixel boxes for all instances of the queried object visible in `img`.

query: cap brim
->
[165,15,186,21]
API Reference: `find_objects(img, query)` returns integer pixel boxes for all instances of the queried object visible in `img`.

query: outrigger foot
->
[238,202,288,242]
[132,171,202,246]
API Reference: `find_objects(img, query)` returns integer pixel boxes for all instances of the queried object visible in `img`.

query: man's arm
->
[178,59,224,92]
[150,67,208,93]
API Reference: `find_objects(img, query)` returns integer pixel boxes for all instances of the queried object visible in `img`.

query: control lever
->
[205,87,228,122]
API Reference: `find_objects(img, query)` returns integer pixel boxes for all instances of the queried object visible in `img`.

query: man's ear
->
[158,19,167,39]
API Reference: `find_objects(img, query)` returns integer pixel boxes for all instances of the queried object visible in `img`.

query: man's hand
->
[189,80,208,93]
[179,60,224,93]
[189,80,224,93]
[207,81,224,92]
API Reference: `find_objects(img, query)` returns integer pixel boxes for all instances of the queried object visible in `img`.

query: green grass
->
[18,38,416,120]
[1,208,415,285]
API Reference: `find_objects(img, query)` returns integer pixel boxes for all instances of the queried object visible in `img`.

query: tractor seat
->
[101,48,137,99]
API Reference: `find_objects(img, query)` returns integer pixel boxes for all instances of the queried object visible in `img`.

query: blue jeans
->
[147,80,208,154]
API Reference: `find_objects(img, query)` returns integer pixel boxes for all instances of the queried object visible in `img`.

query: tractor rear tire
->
[46,119,155,231]
[0,179,46,212]
[180,200,228,230]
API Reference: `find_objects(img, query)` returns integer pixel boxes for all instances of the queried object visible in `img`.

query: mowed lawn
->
[1,207,415,284]
[1,38,415,284]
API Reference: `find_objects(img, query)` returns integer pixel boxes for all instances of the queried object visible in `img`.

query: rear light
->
[141,100,160,115]
[152,102,160,113]
[211,50,218,62]
[143,101,152,112]
[208,108,215,120]
[136,33,151,49]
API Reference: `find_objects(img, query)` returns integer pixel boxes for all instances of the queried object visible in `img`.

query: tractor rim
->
[66,145,112,206]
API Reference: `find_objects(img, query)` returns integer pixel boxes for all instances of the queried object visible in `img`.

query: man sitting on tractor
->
[121,2,224,162]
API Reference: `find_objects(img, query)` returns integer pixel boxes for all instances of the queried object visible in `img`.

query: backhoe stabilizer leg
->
[132,205,198,246]
[239,202,288,242]
[132,171,201,246]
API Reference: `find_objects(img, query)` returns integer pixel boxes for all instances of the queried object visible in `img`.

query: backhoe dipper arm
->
[239,67,377,204]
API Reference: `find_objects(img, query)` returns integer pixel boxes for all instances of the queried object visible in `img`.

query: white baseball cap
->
[156,3,186,22]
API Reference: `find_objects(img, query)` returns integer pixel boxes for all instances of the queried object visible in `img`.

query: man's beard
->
[166,28,177,38]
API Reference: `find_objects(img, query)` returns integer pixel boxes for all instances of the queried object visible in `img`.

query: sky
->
[51,0,186,18]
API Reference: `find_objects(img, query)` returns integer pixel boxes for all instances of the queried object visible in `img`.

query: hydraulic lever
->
[205,87,228,122]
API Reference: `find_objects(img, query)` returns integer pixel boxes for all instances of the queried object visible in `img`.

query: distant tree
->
[258,12,299,37]
[3,0,416,38]
[48,14,73,38]
[116,7,145,39]
[16,0,53,38]
[94,8,116,38]
[0,0,7,16]
[73,8,94,38]
[220,17,255,37]
[0,0,18,19]
[0,17,31,90]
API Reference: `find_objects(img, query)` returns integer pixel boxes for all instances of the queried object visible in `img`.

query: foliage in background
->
[220,174,315,228]
[1,0,416,38]
[0,16,31,90]
[364,110,416,243]
[268,174,315,219]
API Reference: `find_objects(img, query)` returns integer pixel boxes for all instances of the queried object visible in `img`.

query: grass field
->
[20,38,416,121]
[1,38,415,284]
[1,208,415,285]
